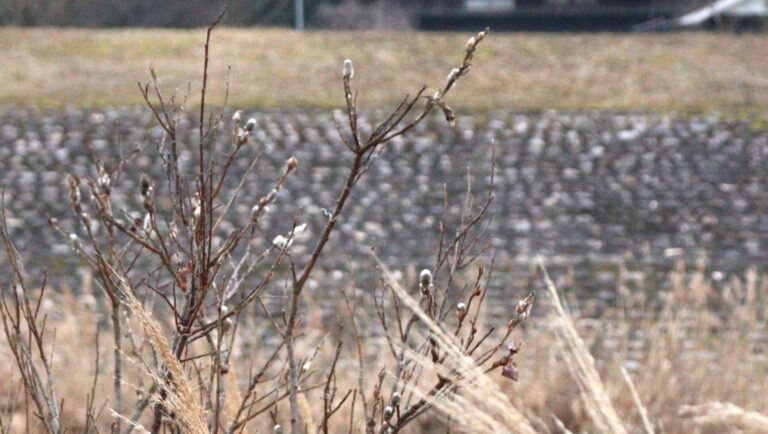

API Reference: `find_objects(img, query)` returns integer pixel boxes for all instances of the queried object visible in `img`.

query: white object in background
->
[465,0,515,12]
[678,0,768,26]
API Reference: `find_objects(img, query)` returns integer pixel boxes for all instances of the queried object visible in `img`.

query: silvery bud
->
[476,28,489,42]
[383,405,394,420]
[69,233,81,251]
[221,317,233,333]
[447,68,460,83]
[420,269,432,287]
[139,174,154,211]
[390,391,401,406]
[465,36,476,53]
[420,269,433,296]
[245,118,257,132]
[273,424,283,434]
[343,59,354,79]
[143,213,152,233]
[457,302,467,319]
[516,299,526,314]
[97,166,110,194]
[250,204,261,222]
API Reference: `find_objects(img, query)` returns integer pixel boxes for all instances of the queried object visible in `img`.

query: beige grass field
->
[1,27,768,111]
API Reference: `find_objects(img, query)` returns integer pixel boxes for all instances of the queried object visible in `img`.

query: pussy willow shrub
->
[0,9,535,434]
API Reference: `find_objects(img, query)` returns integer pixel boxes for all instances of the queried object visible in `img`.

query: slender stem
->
[287,151,364,433]
[111,301,122,434]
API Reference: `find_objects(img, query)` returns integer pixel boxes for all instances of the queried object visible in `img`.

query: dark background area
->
[1,0,405,28]
[0,0,753,31]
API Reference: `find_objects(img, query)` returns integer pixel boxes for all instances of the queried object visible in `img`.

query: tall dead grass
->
[680,402,768,433]
[2,258,766,433]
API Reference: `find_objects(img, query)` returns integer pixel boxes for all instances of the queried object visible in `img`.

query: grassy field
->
[1,27,768,112]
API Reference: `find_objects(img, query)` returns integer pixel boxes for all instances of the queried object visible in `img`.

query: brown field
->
[1,27,768,111]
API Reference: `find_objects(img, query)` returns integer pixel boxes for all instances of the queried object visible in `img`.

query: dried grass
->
[679,402,768,433]
[539,261,628,434]
[1,28,768,112]
[119,282,208,434]
[1,262,767,433]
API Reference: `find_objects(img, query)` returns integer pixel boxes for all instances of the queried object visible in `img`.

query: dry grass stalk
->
[539,260,628,434]
[679,402,768,433]
[620,366,654,434]
[118,281,208,434]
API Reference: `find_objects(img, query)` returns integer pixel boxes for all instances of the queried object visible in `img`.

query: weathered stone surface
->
[1,107,766,278]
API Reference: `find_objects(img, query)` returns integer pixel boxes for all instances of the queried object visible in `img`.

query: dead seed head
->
[501,359,519,381]
[442,105,456,126]
[232,110,242,124]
